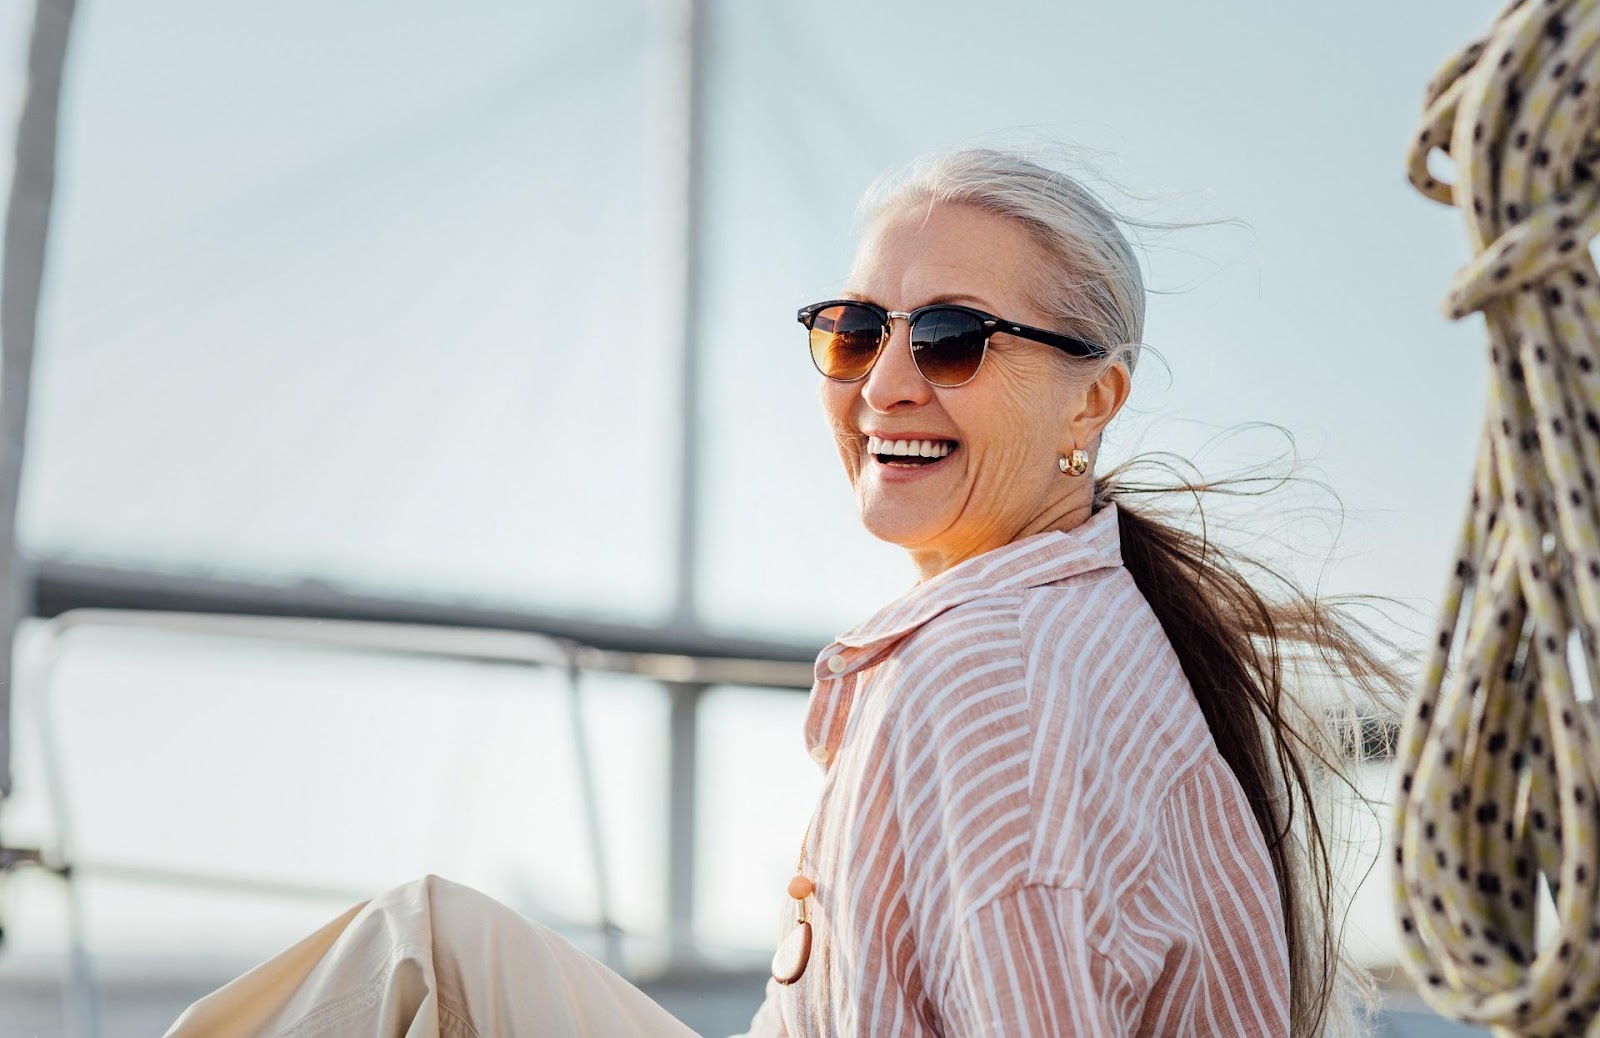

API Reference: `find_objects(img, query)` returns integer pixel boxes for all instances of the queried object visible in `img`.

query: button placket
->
[810,667,867,771]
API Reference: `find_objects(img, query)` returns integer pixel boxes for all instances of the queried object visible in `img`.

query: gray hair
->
[859,148,1146,378]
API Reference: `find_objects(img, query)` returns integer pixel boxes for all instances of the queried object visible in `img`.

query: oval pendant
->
[770,919,812,985]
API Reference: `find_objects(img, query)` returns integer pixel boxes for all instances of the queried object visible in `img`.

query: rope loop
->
[1394,1,1600,1034]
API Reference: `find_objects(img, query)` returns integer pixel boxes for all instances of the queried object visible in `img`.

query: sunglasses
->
[797,298,1105,388]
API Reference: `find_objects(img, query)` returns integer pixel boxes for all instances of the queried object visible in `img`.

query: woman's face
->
[821,202,1130,579]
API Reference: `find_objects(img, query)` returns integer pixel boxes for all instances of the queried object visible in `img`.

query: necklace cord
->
[1396,1,1600,1032]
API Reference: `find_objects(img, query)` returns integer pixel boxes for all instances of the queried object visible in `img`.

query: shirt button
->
[827,654,847,674]
[809,744,831,764]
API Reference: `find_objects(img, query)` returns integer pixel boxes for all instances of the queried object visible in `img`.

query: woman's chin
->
[857,505,949,552]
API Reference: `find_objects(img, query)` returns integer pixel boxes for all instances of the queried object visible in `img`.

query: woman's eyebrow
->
[839,290,1002,311]
[917,292,1000,311]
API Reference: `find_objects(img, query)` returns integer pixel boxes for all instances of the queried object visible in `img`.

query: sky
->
[0,0,1514,990]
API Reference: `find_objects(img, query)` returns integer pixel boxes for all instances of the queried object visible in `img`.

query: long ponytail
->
[1092,462,1412,1037]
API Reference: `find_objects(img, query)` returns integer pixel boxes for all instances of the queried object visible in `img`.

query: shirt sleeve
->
[727,976,790,1038]
[938,885,1141,1038]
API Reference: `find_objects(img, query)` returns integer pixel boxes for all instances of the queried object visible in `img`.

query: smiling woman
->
[163,148,1413,1038]
[741,149,1415,1038]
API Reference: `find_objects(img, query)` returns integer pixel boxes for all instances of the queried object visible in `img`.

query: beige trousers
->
[162,875,702,1038]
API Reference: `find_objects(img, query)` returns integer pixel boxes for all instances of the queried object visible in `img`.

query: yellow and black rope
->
[1395,1,1600,1034]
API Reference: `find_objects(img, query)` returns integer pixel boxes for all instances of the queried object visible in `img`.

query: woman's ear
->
[1065,361,1131,449]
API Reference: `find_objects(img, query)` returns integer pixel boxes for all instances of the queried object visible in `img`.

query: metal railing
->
[18,604,816,1038]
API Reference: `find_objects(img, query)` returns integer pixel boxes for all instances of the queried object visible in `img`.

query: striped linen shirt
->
[737,501,1290,1037]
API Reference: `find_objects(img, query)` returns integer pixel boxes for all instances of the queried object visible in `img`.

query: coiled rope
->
[1394,1,1600,1034]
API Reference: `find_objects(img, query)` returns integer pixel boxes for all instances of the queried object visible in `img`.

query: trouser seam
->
[278,941,433,1038]
[439,1000,482,1038]
[279,982,383,1038]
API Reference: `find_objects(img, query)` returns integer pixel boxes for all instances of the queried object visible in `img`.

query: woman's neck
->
[905,493,1096,582]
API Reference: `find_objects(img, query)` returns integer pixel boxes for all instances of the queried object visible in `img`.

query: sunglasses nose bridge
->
[881,311,912,348]
[875,310,912,359]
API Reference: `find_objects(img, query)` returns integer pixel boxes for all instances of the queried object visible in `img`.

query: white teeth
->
[865,437,956,460]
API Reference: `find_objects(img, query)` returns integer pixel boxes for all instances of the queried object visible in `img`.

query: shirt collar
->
[814,501,1124,682]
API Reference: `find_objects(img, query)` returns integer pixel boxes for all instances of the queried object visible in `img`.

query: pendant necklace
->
[770,816,815,984]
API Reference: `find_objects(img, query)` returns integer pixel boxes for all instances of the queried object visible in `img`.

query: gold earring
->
[1058,448,1089,477]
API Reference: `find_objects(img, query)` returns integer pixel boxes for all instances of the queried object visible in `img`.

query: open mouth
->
[867,434,960,468]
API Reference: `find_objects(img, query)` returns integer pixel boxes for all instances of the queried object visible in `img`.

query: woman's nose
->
[860,321,932,412]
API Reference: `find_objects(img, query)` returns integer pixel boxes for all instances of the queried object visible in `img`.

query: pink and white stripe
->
[738,502,1290,1037]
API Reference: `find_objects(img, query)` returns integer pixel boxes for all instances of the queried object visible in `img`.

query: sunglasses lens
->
[910,309,987,386]
[809,304,884,380]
